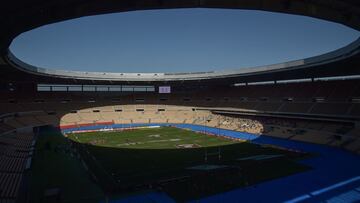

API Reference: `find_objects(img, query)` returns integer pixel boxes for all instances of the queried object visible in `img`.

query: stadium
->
[1,1,360,203]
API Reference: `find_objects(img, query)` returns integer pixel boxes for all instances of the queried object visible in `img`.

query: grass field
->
[68,126,237,149]
[66,126,312,201]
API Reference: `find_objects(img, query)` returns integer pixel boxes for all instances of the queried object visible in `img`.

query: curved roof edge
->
[6,37,360,82]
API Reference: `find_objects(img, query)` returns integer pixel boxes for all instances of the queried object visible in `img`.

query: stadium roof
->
[1,0,360,85]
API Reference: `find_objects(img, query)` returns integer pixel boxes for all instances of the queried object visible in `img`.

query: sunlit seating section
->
[60,112,81,125]
[100,111,120,121]
[77,112,100,124]
[56,105,214,125]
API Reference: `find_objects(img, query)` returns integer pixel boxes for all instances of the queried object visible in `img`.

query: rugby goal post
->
[204,147,221,162]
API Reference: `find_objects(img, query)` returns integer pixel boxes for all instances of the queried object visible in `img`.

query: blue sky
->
[10,8,360,73]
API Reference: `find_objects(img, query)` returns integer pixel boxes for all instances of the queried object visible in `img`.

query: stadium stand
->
[1,1,360,202]
[1,91,358,154]
[0,128,35,202]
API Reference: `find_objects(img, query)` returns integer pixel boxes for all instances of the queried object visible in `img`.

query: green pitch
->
[68,126,237,149]
[66,126,311,201]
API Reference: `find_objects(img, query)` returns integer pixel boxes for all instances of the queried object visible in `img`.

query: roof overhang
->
[1,0,360,84]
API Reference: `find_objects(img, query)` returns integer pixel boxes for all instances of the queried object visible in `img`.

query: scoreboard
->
[159,86,171,94]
